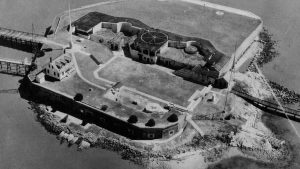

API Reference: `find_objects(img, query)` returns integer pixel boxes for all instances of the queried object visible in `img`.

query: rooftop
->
[53,54,72,71]
[134,30,168,52]
[70,10,240,71]
[72,11,150,33]
[159,46,206,67]
[96,57,204,107]
[40,73,184,128]
[37,43,64,69]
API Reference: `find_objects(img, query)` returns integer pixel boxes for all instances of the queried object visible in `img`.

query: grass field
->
[87,0,261,56]
[97,57,203,107]
[75,51,113,88]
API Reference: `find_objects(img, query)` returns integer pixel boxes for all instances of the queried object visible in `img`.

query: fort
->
[0,0,293,167]
[1,0,263,140]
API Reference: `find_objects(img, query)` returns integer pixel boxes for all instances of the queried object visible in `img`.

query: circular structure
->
[145,103,164,113]
[141,31,168,45]
[184,45,198,54]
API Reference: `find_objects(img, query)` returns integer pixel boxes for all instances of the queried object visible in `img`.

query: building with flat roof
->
[72,12,229,87]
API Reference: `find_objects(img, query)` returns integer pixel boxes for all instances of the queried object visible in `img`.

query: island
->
[0,0,296,169]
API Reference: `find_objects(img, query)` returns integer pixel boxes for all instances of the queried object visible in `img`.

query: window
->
[54,72,56,76]
[128,129,134,135]
[150,51,155,56]
[99,117,106,124]
[143,50,148,55]
[47,69,49,74]
[148,133,155,139]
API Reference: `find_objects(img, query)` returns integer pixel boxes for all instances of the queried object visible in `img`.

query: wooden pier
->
[0,27,46,45]
[0,58,31,76]
[0,27,45,53]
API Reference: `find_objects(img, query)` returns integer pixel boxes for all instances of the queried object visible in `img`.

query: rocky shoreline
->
[268,81,300,106]
[28,68,293,169]
[30,102,201,167]
[30,103,150,166]
[247,27,300,107]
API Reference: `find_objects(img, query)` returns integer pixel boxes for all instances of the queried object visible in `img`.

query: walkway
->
[133,128,184,145]
[186,115,204,136]
[187,85,212,111]
[68,46,106,90]
[231,87,300,119]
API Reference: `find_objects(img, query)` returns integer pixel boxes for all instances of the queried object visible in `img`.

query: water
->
[207,0,300,141]
[206,0,300,168]
[1,0,300,168]
[0,0,139,169]
[0,75,137,169]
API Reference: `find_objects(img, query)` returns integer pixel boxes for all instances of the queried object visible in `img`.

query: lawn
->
[89,0,261,56]
[97,57,203,107]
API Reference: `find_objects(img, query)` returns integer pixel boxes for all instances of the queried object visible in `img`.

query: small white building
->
[36,72,45,83]
[45,53,75,80]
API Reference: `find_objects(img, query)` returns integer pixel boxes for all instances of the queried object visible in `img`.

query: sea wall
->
[29,82,180,140]
[223,22,263,75]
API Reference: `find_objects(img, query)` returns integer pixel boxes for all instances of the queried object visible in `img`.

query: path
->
[186,114,204,136]
[68,46,106,90]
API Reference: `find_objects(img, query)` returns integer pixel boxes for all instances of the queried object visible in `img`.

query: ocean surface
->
[0,1,140,169]
[0,0,300,168]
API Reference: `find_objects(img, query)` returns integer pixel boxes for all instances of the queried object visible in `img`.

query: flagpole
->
[68,0,72,43]
[223,42,236,114]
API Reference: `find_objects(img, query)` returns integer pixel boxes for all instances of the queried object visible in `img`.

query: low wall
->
[220,22,262,76]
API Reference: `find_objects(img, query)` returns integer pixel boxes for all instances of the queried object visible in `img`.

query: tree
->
[167,114,178,122]
[127,115,138,124]
[145,119,155,127]
[74,93,83,101]
[101,105,108,111]
[212,78,228,89]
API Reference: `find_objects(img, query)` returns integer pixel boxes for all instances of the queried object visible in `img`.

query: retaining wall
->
[30,82,180,140]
